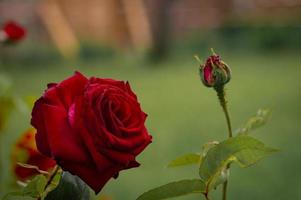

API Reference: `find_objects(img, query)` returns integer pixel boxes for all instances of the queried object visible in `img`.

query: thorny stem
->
[215,86,233,200]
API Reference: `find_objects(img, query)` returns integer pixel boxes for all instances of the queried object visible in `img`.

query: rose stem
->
[45,165,60,189]
[37,165,60,200]
[215,85,233,200]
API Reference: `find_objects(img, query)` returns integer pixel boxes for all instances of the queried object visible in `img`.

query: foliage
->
[137,179,205,200]
[138,109,277,199]
[2,175,47,200]
[235,109,271,135]
[199,135,277,194]
[45,172,90,200]
[1,169,90,200]
[167,153,201,168]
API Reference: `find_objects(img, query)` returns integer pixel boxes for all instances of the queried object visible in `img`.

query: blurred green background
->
[1,0,301,199]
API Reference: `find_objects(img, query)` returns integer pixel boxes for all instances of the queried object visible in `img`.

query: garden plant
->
[0,47,277,200]
[137,49,277,200]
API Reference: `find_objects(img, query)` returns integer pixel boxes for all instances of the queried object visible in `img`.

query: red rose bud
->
[0,21,26,43]
[12,128,56,181]
[31,71,152,193]
[199,53,231,88]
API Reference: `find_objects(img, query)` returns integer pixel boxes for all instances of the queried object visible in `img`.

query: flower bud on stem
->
[198,50,233,200]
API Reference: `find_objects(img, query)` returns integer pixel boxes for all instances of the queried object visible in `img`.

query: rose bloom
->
[12,128,56,181]
[0,21,26,43]
[31,72,152,193]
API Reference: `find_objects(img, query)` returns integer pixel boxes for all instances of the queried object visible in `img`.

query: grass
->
[0,49,301,200]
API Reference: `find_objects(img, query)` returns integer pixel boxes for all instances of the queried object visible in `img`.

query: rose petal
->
[89,77,125,90]
[31,98,52,157]
[100,148,135,165]
[41,104,88,163]
[43,85,64,106]
[59,160,122,193]
[74,98,120,169]
[56,71,88,108]
[125,81,138,100]
[204,65,213,83]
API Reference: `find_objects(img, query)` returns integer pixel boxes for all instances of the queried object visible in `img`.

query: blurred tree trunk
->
[37,0,80,59]
[147,0,173,62]
[121,0,152,50]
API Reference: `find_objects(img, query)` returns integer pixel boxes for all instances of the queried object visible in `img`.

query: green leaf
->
[1,192,35,200]
[236,108,271,135]
[136,179,205,200]
[1,175,47,200]
[202,141,219,157]
[167,141,220,168]
[45,172,90,200]
[199,135,277,193]
[167,153,201,168]
[22,174,47,198]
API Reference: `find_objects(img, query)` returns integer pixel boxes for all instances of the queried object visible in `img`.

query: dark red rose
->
[199,54,231,88]
[0,21,26,43]
[12,128,56,181]
[31,72,152,193]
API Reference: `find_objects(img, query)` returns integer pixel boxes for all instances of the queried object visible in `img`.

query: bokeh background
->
[1,0,301,199]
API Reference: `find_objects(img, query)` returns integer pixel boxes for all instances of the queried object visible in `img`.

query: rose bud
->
[199,53,231,88]
[0,21,26,43]
[12,128,56,181]
[31,72,152,193]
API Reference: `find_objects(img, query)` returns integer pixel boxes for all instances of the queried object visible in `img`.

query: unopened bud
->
[199,53,231,88]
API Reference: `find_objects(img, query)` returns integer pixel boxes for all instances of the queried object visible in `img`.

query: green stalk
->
[37,165,60,200]
[215,86,233,200]
[44,165,60,190]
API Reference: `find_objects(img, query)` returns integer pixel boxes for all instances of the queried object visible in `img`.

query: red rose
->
[12,128,56,181]
[0,21,26,43]
[31,72,152,193]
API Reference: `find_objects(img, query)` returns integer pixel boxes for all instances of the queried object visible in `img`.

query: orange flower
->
[12,128,56,181]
